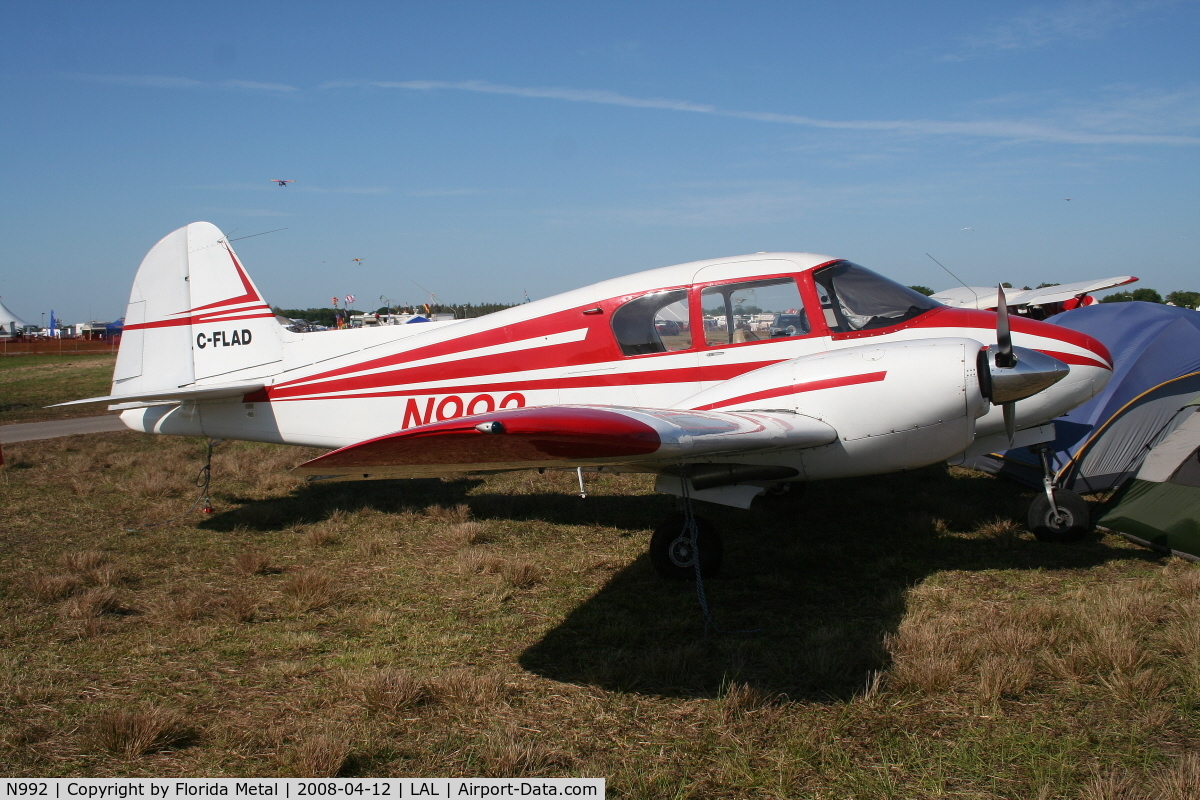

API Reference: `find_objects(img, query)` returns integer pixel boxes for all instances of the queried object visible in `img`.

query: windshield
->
[813,262,941,332]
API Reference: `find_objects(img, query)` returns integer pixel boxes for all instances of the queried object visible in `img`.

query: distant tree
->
[1001,282,1013,288]
[1166,290,1200,309]
[1099,288,1164,304]
[908,285,935,296]
[732,303,763,315]
[454,302,518,318]
[1022,286,1032,291]
[273,307,361,326]
[1035,282,1060,289]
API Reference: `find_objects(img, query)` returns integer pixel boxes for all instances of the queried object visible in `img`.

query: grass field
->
[2,362,1199,796]
[0,354,116,423]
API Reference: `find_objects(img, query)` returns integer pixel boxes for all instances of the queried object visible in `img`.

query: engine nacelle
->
[680,338,990,480]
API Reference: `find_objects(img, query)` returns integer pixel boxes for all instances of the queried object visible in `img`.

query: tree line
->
[272,303,519,327]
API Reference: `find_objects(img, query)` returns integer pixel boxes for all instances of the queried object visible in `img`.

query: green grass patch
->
[0,354,116,423]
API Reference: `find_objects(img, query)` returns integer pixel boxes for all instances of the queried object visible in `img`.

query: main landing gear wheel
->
[1028,490,1090,543]
[761,482,806,503]
[650,513,723,580]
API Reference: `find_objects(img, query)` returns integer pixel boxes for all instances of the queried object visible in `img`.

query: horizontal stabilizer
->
[51,381,264,407]
[293,404,838,480]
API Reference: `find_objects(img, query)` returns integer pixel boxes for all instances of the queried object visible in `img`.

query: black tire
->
[650,514,723,579]
[760,482,807,503]
[1028,490,1090,543]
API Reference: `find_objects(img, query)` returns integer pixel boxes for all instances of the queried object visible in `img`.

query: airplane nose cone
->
[980,345,1070,403]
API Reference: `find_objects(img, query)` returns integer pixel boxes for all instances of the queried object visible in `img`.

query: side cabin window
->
[701,278,807,346]
[813,261,941,332]
[611,289,692,355]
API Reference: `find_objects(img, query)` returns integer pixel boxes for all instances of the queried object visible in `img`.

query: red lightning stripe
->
[689,371,887,411]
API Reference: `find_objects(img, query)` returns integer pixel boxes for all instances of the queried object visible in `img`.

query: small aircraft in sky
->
[272,180,294,187]
[67,223,1114,577]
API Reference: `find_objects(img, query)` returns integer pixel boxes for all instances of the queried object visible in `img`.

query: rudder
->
[112,222,284,397]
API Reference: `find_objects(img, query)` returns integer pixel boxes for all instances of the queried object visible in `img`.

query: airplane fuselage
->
[121,251,1112,493]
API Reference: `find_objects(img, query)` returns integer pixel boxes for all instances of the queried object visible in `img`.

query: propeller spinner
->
[977,285,1070,443]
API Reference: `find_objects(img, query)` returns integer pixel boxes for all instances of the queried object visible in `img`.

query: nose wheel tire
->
[650,513,723,580]
[1028,490,1090,543]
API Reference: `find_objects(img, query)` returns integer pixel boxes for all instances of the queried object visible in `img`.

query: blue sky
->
[1,0,1197,323]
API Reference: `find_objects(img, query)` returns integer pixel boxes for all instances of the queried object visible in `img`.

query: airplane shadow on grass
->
[200,465,1161,703]
[516,466,1161,702]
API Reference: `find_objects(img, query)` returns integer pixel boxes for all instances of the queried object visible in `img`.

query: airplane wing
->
[293,404,838,480]
[929,286,1003,309]
[933,276,1137,310]
[1016,276,1138,307]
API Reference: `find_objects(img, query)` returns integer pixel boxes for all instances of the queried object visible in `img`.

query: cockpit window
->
[611,289,692,355]
[813,261,941,332]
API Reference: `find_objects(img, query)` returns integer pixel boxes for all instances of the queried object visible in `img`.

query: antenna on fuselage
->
[926,252,980,308]
[227,227,289,243]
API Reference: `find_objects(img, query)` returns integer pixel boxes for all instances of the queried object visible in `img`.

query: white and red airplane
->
[68,222,1114,576]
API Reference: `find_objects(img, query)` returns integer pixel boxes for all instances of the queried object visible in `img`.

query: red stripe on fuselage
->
[264,360,779,402]
[271,305,611,391]
[690,371,887,411]
[261,305,1109,405]
[904,308,1112,368]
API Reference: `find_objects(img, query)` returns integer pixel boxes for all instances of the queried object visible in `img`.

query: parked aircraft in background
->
[932,276,1138,317]
[67,223,1114,577]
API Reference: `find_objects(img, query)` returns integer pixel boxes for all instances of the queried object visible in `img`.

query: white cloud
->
[405,188,485,197]
[206,208,291,217]
[953,0,1182,55]
[535,180,942,228]
[326,78,1200,146]
[66,73,299,92]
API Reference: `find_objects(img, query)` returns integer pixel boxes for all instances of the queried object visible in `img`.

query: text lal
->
[414,783,568,796]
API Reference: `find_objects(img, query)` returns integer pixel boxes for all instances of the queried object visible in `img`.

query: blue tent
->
[966,303,1200,494]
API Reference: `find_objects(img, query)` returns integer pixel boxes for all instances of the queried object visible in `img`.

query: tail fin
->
[113,222,285,396]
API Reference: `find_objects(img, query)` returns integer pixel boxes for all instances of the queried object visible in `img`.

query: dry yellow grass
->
[3,393,1200,793]
[281,568,341,611]
[284,732,352,777]
[362,669,432,713]
[89,705,195,757]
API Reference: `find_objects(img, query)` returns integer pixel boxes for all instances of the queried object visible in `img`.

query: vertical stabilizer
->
[112,222,285,397]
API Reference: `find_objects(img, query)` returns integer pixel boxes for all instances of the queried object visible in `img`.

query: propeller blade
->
[995,284,1016,368]
[1003,401,1017,444]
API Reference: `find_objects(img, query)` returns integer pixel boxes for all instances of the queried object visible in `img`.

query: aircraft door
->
[691,262,819,392]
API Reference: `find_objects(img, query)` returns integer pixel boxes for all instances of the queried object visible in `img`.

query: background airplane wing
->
[293,404,838,480]
[933,276,1138,310]
[930,286,1003,309]
[1017,276,1138,307]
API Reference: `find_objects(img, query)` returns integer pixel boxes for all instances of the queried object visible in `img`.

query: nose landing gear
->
[1027,443,1091,543]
